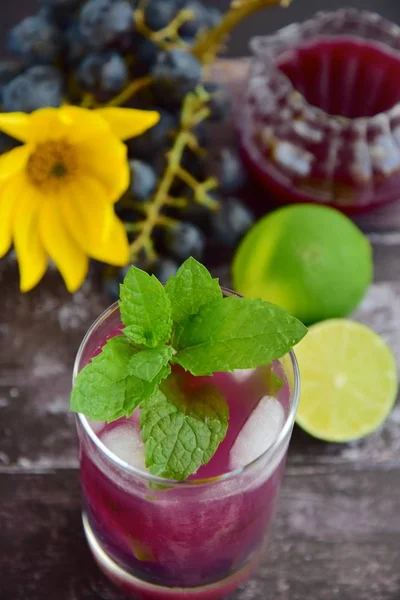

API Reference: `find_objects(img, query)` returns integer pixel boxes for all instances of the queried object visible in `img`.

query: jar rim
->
[250,8,400,125]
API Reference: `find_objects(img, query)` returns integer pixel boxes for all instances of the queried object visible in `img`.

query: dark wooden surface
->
[1,61,400,600]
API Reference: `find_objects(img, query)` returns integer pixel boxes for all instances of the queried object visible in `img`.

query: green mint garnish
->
[71,257,307,480]
[141,373,229,480]
[120,266,172,347]
[165,256,222,323]
[129,346,173,382]
[70,337,165,421]
[172,296,306,376]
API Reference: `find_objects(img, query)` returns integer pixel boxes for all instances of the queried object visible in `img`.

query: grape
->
[2,66,64,112]
[144,0,178,32]
[38,4,77,28]
[178,1,210,38]
[135,35,158,68]
[66,24,89,65]
[77,51,128,93]
[211,198,254,246]
[166,222,205,261]
[183,200,213,232]
[6,14,63,65]
[214,148,248,195]
[205,7,223,29]
[152,49,202,104]
[151,257,179,282]
[129,160,157,202]
[203,82,231,121]
[0,60,24,95]
[127,109,177,160]
[79,0,134,49]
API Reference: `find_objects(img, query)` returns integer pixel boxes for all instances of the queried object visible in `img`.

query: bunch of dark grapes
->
[1,0,254,297]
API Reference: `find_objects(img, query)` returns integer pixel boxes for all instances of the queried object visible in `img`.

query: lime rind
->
[295,319,398,443]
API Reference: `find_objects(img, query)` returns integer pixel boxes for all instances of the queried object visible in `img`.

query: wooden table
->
[1,62,400,600]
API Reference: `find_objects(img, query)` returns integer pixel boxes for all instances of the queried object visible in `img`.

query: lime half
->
[295,319,398,442]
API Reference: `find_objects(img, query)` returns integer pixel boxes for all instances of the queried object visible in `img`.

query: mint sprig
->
[71,258,307,480]
[165,257,222,323]
[172,296,306,376]
[120,267,172,347]
[70,337,165,421]
[141,373,229,480]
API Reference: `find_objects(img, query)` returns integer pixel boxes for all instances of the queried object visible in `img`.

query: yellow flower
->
[0,105,159,292]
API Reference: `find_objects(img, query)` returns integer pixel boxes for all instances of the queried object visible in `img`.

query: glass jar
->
[239,9,400,213]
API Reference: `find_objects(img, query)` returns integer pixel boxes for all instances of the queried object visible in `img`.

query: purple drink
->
[74,300,300,599]
[240,9,400,214]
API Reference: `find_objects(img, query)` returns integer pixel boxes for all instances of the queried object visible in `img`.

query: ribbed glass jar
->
[239,9,400,213]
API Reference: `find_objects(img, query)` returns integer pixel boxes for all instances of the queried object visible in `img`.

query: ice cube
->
[232,369,254,383]
[101,422,148,472]
[229,396,285,469]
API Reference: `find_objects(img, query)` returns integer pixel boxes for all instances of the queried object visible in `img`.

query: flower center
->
[27,141,78,188]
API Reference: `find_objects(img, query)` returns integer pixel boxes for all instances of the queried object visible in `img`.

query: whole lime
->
[232,204,373,324]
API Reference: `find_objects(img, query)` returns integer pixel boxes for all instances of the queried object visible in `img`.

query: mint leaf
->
[140,374,229,480]
[172,296,307,376]
[129,346,173,382]
[71,336,160,421]
[165,257,222,323]
[120,266,172,348]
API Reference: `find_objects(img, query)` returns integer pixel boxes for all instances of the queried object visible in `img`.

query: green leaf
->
[129,346,173,382]
[71,336,161,422]
[120,266,172,348]
[140,374,229,480]
[165,257,222,323]
[172,296,307,376]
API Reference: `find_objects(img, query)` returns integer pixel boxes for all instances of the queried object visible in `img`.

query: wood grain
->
[1,470,399,600]
[1,58,400,600]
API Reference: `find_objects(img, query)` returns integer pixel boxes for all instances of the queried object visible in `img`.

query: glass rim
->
[73,293,300,488]
[249,8,400,125]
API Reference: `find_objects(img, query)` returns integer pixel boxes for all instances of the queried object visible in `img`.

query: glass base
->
[83,513,260,600]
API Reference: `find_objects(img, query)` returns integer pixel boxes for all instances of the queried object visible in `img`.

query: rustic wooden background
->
[1,58,400,600]
[1,2,400,599]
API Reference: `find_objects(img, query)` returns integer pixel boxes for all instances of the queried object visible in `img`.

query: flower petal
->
[0,145,30,180]
[91,212,130,266]
[11,174,48,292]
[61,176,115,247]
[95,107,160,141]
[0,180,16,257]
[0,113,31,142]
[28,106,110,144]
[39,197,88,293]
[61,177,129,266]
[76,135,129,202]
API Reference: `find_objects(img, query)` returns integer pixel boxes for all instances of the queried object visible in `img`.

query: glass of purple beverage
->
[73,292,300,600]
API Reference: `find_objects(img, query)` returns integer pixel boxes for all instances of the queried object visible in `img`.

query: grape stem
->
[129,87,219,262]
[192,0,292,64]
[134,1,194,50]
[80,76,153,109]
[102,76,153,108]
